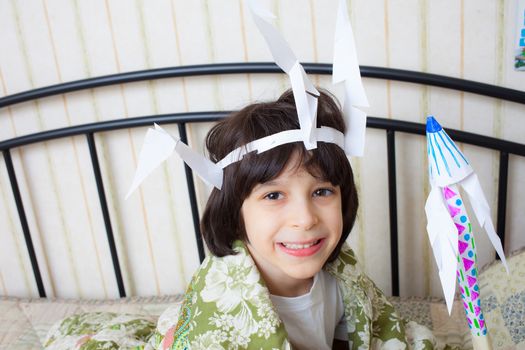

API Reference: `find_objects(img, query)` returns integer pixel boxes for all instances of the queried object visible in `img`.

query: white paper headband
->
[126,0,368,197]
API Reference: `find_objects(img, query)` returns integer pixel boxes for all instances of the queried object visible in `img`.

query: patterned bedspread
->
[0,295,470,349]
[0,295,182,349]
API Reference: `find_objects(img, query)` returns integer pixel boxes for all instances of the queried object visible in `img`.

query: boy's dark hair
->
[201,89,358,263]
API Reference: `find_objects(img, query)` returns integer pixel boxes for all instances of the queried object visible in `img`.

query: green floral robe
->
[150,241,437,350]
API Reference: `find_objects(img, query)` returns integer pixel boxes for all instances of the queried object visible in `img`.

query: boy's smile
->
[278,238,324,257]
[241,153,343,297]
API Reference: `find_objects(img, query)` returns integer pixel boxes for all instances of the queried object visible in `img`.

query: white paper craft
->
[332,0,369,156]
[424,116,509,315]
[127,0,369,196]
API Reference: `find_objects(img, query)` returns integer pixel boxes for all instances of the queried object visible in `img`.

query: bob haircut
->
[201,89,358,263]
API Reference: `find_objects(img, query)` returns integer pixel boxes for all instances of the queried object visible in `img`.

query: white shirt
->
[270,270,348,350]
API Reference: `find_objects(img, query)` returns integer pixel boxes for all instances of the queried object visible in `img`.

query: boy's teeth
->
[282,241,318,249]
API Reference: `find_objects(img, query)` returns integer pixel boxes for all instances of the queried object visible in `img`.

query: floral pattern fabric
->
[476,248,525,349]
[151,241,438,350]
[44,312,157,350]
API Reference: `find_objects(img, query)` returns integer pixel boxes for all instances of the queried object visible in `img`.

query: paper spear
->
[424,116,509,348]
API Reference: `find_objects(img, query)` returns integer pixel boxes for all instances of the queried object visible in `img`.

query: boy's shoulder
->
[325,242,361,280]
[158,240,289,349]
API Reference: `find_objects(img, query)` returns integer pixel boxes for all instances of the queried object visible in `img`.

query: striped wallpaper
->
[0,0,524,299]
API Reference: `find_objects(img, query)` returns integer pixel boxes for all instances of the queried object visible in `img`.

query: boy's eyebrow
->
[254,177,332,190]
[254,180,281,189]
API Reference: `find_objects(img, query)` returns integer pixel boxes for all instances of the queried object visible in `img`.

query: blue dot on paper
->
[456,199,462,206]
[468,251,474,258]
[474,285,479,291]
[483,329,487,335]
[464,234,470,241]
[460,215,467,223]
[472,269,477,276]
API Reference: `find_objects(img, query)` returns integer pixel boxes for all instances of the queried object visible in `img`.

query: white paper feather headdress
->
[127,0,368,197]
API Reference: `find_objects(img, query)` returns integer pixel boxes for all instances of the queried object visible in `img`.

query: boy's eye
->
[264,192,283,200]
[313,188,334,197]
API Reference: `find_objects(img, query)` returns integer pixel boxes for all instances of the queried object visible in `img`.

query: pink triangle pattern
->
[448,204,461,217]
[463,258,474,271]
[466,316,472,325]
[467,275,477,288]
[455,223,466,235]
[471,291,479,301]
[475,306,481,317]
[443,187,457,200]
[458,241,469,255]
[479,320,485,329]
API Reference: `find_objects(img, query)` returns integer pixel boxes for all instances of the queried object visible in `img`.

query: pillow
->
[0,298,41,349]
[478,247,525,349]
[389,296,471,349]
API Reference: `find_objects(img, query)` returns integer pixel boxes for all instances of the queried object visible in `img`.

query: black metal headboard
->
[1,63,524,298]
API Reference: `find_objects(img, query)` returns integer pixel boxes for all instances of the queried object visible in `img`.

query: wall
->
[0,0,524,299]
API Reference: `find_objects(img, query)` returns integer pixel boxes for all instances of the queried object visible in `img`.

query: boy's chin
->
[284,262,326,281]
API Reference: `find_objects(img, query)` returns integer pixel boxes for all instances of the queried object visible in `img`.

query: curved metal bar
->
[359,66,525,104]
[1,63,524,109]
[2,114,524,157]
[0,112,228,150]
[366,118,525,157]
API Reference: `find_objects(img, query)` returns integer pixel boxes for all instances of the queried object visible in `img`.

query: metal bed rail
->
[1,63,524,108]
[1,63,524,298]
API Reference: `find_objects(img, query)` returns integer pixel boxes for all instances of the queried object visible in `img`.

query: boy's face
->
[241,153,343,296]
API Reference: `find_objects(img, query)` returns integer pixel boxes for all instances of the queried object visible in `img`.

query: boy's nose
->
[289,199,319,230]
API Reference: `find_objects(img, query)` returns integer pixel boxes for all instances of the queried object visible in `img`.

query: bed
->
[0,63,524,349]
